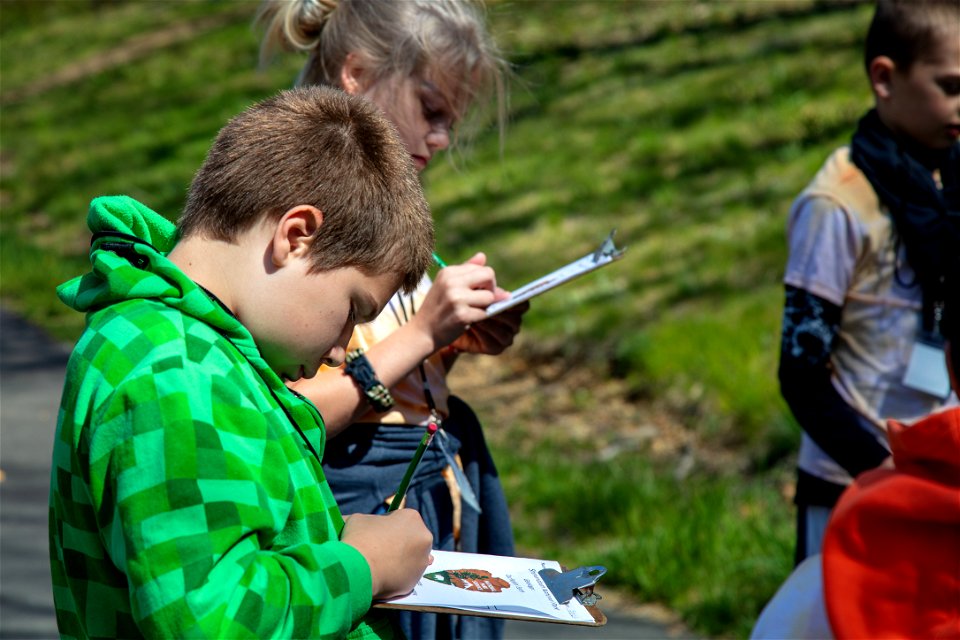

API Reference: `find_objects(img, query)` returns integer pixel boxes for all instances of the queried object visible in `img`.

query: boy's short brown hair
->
[864,0,960,73]
[178,85,434,292]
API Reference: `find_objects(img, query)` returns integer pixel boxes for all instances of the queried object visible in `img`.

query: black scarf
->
[850,109,960,334]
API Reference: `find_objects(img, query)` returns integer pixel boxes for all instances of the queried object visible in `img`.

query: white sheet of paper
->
[382,550,596,623]
[485,232,625,318]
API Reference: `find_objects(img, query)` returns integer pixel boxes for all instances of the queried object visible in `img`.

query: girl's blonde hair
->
[256,0,507,146]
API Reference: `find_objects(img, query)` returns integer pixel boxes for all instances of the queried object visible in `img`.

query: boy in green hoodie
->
[50,86,436,639]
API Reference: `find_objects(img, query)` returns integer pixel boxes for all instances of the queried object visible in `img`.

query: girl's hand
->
[450,299,529,355]
[409,252,501,350]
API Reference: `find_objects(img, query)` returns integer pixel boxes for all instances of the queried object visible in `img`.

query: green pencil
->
[388,422,440,511]
[432,252,448,268]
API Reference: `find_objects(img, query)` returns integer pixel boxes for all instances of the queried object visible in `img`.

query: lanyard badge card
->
[903,301,952,400]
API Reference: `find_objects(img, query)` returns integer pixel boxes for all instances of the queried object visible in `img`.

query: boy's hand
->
[411,252,503,350]
[341,510,434,600]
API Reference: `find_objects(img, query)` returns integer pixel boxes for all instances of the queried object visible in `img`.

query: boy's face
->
[878,30,960,150]
[251,263,400,382]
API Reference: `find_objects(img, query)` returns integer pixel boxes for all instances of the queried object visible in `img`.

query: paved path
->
[0,308,694,639]
[1,309,67,638]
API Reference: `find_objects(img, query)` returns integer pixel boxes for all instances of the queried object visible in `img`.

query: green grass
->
[1,0,878,636]
[495,446,795,638]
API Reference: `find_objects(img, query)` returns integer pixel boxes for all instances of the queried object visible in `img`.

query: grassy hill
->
[1,1,876,636]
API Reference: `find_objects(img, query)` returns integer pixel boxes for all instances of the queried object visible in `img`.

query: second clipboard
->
[485,229,626,318]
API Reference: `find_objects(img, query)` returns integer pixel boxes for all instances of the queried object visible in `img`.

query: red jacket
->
[823,408,960,638]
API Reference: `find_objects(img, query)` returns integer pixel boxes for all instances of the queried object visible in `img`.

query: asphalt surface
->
[1,309,67,639]
[0,308,694,639]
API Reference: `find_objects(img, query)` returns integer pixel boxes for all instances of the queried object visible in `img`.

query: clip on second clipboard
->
[539,565,607,606]
[592,229,625,263]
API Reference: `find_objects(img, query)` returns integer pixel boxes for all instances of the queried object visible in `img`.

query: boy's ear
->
[339,52,368,96]
[869,56,897,100]
[271,205,324,268]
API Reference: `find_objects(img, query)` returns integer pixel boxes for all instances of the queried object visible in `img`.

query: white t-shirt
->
[784,147,954,486]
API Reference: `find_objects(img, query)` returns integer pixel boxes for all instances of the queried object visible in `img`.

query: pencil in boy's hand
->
[388,422,439,512]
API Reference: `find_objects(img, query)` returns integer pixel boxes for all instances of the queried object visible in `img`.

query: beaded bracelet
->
[344,349,395,413]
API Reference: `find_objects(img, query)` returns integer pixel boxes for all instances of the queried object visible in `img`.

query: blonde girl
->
[257,2,528,638]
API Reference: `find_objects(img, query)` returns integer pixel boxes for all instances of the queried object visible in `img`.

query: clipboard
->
[485,229,626,318]
[374,550,607,626]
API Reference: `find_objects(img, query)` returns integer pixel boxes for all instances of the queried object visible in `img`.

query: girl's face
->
[368,73,463,172]
[342,59,466,172]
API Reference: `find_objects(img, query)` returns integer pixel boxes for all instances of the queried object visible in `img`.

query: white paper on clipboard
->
[485,230,626,318]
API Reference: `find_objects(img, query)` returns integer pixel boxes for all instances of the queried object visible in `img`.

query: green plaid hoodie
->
[50,196,399,639]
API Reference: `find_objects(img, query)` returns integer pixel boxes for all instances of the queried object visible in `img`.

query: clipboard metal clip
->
[592,229,626,263]
[539,565,607,606]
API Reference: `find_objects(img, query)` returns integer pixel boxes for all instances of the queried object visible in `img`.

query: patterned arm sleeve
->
[91,365,373,639]
[778,285,890,477]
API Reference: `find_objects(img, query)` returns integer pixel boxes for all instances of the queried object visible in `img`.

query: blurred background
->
[1,1,875,636]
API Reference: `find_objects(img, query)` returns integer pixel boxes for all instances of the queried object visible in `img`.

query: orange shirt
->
[323,275,450,426]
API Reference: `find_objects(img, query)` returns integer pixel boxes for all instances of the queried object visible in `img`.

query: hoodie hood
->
[823,408,960,638]
[57,195,326,460]
[58,195,245,343]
